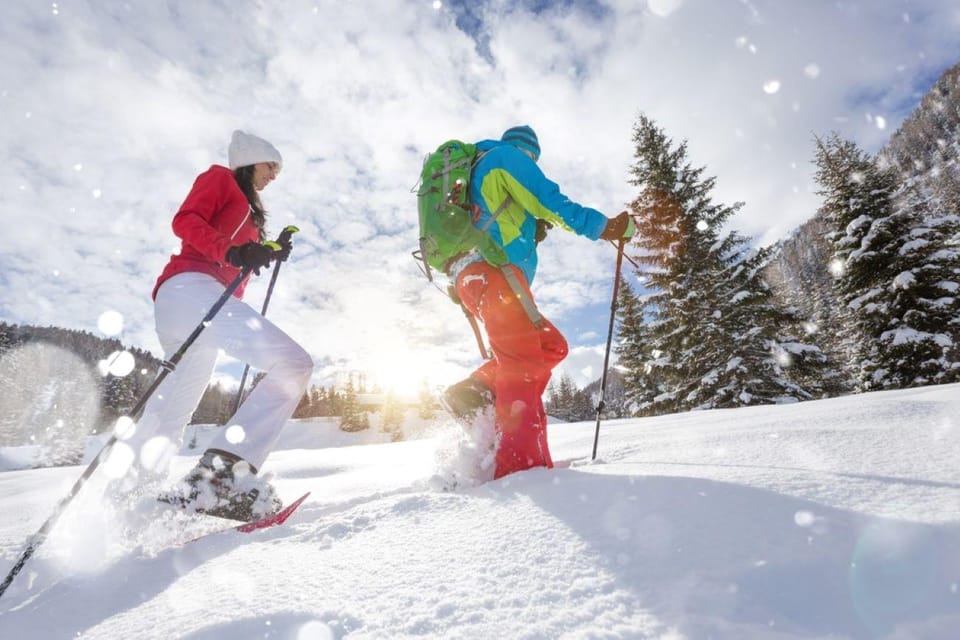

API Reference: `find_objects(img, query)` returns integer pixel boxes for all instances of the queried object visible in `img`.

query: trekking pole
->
[0,232,289,600]
[460,303,490,360]
[591,237,627,461]
[232,225,300,414]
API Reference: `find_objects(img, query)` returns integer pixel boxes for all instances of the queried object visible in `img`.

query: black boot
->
[158,449,282,522]
[440,377,495,426]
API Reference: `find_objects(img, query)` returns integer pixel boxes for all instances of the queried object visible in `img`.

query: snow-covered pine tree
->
[873,174,960,385]
[815,133,959,388]
[623,115,824,414]
[815,133,898,388]
[614,278,659,415]
[763,217,851,396]
[714,243,828,403]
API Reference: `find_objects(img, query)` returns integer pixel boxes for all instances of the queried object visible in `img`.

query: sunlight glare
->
[367,348,442,398]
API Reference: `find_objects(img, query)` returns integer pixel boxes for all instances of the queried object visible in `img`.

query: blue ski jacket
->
[469,139,608,284]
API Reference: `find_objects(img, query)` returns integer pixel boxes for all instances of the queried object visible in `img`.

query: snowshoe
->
[157,448,282,523]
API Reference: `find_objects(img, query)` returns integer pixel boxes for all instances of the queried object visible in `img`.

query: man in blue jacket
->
[443,125,635,479]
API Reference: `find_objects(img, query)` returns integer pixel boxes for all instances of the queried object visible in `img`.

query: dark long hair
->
[233,166,266,241]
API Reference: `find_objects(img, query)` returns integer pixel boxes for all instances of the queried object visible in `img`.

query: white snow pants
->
[121,272,313,477]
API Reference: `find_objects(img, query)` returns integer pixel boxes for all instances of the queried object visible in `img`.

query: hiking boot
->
[440,377,495,425]
[158,448,282,522]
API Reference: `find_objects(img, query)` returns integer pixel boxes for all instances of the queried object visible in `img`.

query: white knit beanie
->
[227,130,283,170]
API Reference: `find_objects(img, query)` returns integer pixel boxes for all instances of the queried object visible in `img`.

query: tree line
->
[613,62,959,416]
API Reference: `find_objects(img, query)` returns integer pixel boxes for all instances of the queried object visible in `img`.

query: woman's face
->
[252,161,281,191]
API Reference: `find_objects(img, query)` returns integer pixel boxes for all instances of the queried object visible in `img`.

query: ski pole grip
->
[277,224,300,244]
[263,225,300,253]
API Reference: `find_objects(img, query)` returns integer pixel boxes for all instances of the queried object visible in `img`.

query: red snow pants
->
[455,262,568,479]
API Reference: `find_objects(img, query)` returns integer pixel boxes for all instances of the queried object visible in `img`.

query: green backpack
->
[414,140,507,281]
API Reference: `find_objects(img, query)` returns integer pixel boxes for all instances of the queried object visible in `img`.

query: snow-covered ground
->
[1,384,959,639]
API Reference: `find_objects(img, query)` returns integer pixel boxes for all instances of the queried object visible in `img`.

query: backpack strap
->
[479,195,513,232]
[500,265,543,327]
[472,193,542,326]
[477,194,541,326]
[470,148,513,233]
[442,194,514,276]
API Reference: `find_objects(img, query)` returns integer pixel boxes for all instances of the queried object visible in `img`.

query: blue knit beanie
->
[501,125,540,160]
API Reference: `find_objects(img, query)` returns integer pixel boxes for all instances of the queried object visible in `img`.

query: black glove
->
[599,211,636,241]
[225,241,273,276]
[535,219,553,244]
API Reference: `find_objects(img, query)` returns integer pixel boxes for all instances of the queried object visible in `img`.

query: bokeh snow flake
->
[296,620,336,640]
[763,80,781,95]
[775,349,793,368]
[98,350,135,377]
[735,36,758,54]
[794,510,816,527]
[103,441,135,478]
[828,258,845,277]
[648,0,683,18]
[804,63,821,79]
[97,309,124,336]
[226,424,247,444]
[114,415,136,440]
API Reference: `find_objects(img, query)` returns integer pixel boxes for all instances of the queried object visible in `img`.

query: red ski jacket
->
[153,165,259,300]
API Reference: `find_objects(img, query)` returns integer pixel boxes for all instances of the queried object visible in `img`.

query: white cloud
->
[1,0,958,393]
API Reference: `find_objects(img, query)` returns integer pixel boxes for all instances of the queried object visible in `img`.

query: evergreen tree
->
[292,390,312,419]
[571,387,594,421]
[815,134,959,389]
[614,279,657,415]
[308,385,331,417]
[556,374,576,421]
[879,185,960,385]
[339,380,367,432]
[327,386,344,417]
[381,392,405,441]
[763,216,852,396]
[623,115,823,414]
[417,379,436,420]
[192,382,233,425]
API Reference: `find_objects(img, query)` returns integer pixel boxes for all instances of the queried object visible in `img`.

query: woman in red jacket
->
[109,130,313,522]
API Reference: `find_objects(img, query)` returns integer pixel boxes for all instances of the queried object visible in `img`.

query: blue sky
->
[1,0,959,395]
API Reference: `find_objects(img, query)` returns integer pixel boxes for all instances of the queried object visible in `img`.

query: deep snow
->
[1,384,959,639]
